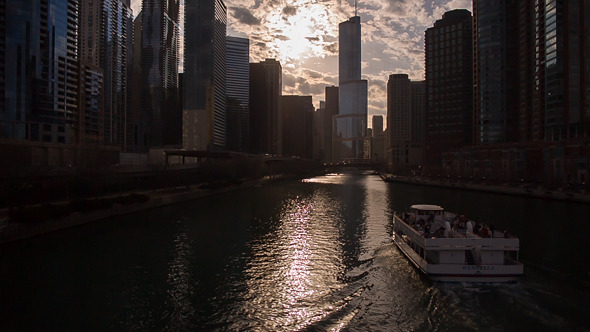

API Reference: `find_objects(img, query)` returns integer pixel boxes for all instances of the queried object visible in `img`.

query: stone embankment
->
[0,174,291,244]
[381,173,590,204]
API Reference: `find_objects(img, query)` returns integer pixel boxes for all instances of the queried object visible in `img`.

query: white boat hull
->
[393,229,523,283]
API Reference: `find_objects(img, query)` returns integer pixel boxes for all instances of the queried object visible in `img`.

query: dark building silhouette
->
[473,0,520,144]
[138,0,181,149]
[249,59,282,155]
[387,74,424,172]
[79,0,133,148]
[411,81,426,144]
[440,1,590,185]
[1,0,79,144]
[517,1,537,142]
[425,9,473,172]
[372,115,384,135]
[226,36,250,152]
[184,0,227,150]
[281,95,314,159]
[317,86,338,162]
[534,0,590,142]
[371,114,387,165]
[77,63,104,145]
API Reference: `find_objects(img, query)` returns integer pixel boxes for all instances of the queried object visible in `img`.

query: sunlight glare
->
[266,1,337,63]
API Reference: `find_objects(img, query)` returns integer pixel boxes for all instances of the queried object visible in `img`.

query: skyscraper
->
[249,59,282,155]
[138,0,180,148]
[473,0,519,144]
[319,86,338,162]
[425,9,473,171]
[226,36,250,152]
[335,16,368,161]
[387,74,424,171]
[281,95,314,159]
[77,63,104,145]
[1,0,79,144]
[371,115,387,164]
[534,0,590,141]
[184,0,227,150]
[79,0,133,148]
[372,115,383,135]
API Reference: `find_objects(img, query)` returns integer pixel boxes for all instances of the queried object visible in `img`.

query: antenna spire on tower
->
[354,0,357,16]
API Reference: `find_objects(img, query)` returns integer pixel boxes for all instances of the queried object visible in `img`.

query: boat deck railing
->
[394,212,520,250]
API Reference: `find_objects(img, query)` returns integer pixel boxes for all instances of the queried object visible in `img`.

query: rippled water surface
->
[1,172,589,330]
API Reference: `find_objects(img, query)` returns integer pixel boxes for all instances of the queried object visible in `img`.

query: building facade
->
[226,36,250,152]
[425,9,473,173]
[387,74,424,172]
[281,95,314,159]
[335,16,368,161]
[473,0,519,144]
[440,1,590,186]
[1,0,79,144]
[183,0,227,150]
[372,115,384,135]
[78,63,104,145]
[317,86,338,163]
[138,0,180,149]
[249,59,282,155]
[535,0,590,142]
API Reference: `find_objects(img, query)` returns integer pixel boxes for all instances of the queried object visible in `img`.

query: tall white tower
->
[335,15,368,161]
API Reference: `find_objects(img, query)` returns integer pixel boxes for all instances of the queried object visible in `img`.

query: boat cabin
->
[410,204,445,222]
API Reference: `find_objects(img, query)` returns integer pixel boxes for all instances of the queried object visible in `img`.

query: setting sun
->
[265,2,338,64]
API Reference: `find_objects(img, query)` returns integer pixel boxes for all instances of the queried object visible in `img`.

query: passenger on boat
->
[481,226,490,238]
[466,220,473,233]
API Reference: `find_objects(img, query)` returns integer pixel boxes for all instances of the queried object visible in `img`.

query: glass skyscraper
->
[184,0,227,150]
[335,16,368,161]
[79,0,133,148]
[1,0,79,143]
[226,36,249,152]
[138,0,180,148]
[535,0,590,141]
[473,0,519,144]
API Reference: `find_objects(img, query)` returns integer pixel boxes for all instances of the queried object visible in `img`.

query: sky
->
[130,0,472,127]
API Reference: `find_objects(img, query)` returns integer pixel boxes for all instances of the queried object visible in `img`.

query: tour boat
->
[392,204,523,282]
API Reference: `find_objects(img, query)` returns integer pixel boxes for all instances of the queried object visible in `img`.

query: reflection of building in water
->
[334,16,368,162]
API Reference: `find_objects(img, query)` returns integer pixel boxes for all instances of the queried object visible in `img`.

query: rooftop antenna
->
[354,0,358,16]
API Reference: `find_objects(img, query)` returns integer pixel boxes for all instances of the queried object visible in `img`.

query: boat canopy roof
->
[410,204,444,211]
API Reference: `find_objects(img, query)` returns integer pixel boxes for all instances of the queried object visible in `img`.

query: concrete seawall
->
[0,175,288,244]
[381,174,590,204]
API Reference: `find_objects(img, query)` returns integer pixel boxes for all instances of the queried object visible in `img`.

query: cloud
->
[282,6,297,16]
[383,0,413,15]
[273,34,290,41]
[323,43,338,55]
[129,0,473,124]
[231,7,261,26]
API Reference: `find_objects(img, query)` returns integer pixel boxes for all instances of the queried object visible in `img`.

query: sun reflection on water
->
[239,189,347,330]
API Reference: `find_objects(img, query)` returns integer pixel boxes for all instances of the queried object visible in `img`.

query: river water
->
[1,172,589,331]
